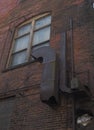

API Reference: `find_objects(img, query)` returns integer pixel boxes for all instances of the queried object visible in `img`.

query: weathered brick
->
[0,0,94,130]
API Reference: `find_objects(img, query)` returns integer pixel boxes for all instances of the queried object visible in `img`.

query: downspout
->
[70,18,76,130]
[70,18,75,78]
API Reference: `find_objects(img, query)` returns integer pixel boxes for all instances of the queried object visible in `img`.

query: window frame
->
[6,13,51,68]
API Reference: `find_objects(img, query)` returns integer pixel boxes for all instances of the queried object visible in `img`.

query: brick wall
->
[0,0,94,130]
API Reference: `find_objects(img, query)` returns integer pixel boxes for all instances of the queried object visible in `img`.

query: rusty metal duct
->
[32,46,59,105]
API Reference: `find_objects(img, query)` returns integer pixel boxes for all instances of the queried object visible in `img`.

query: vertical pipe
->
[72,96,76,130]
[70,18,75,78]
[70,18,76,130]
[59,32,67,92]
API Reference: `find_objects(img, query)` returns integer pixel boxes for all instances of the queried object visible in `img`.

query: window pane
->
[11,51,27,66]
[13,34,30,52]
[32,26,50,46]
[35,15,51,30]
[32,42,49,51]
[18,23,31,36]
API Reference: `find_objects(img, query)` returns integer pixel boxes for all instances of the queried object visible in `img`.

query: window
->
[0,98,15,130]
[7,14,51,67]
[93,2,94,8]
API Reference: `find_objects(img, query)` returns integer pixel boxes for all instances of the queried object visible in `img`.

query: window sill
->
[2,59,41,73]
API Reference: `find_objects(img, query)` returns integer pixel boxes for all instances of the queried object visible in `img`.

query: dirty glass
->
[13,34,30,52]
[11,51,27,66]
[32,26,50,46]
[35,15,51,30]
[18,23,31,36]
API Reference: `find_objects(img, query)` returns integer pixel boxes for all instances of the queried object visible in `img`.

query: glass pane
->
[35,15,51,30]
[13,34,30,52]
[11,51,27,66]
[32,42,49,51]
[32,26,50,46]
[18,23,31,36]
